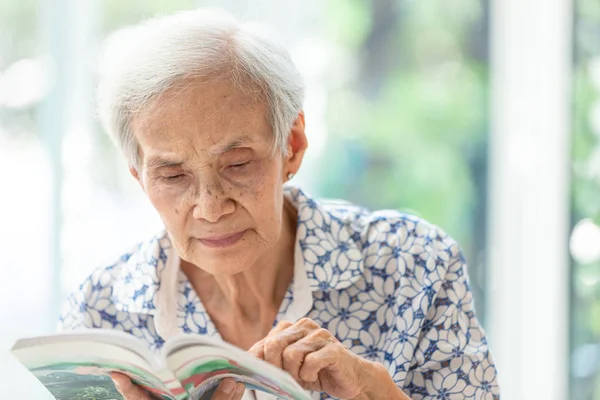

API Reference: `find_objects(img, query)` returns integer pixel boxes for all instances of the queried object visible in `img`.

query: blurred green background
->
[571,0,600,398]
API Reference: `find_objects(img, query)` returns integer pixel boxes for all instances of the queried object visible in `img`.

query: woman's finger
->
[273,320,295,331]
[263,326,311,368]
[248,320,293,359]
[281,337,326,384]
[248,339,266,359]
[298,343,342,383]
[211,378,245,400]
[111,372,151,400]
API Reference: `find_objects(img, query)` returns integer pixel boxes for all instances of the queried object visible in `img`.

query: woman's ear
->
[129,165,144,189]
[285,111,308,176]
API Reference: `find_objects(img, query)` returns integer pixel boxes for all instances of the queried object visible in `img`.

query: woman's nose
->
[192,183,235,222]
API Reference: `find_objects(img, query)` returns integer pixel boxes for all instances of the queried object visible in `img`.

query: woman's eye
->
[229,161,250,170]
[162,174,184,182]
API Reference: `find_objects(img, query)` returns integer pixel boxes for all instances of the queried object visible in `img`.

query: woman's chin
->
[200,260,254,276]
[189,247,261,275]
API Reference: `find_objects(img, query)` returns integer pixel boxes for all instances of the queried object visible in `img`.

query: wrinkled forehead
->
[131,78,273,157]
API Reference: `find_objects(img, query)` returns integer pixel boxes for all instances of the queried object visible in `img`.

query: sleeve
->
[57,290,87,331]
[57,274,99,331]
[401,246,500,400]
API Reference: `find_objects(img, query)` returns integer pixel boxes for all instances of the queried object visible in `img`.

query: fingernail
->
[222,379,236,394]
[236,382,245,395]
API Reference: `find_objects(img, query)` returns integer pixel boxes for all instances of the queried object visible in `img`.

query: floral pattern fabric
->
[59,186,500,399]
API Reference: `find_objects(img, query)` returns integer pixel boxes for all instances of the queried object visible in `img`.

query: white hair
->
[97,8,305,168]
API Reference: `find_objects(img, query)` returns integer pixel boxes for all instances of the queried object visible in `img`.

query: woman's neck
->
[180,198,297,347]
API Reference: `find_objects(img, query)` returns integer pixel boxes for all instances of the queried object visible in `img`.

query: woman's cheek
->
[147,182,191,213]
[230,159,276,187]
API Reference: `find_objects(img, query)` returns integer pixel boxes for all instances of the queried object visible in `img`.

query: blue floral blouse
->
[59,186,500,399]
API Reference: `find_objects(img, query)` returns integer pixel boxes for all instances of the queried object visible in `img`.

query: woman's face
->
[130,80,305,275]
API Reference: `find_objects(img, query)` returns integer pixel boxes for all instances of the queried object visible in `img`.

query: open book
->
[11,329,312,400]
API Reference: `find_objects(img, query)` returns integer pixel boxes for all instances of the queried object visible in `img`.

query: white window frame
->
[488,0,573,399]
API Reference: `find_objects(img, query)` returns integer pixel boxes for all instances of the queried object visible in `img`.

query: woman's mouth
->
[198,230,247,248]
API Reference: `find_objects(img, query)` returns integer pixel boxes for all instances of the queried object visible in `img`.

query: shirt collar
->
[285,186,365,291]
[112,231,172,314]
[112,186,365,314]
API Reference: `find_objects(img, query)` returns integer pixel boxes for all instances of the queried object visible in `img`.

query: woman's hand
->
[111,372,245,400]
[248,318,410,400]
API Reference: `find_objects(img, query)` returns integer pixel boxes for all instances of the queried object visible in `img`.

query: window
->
[312,0,490,321]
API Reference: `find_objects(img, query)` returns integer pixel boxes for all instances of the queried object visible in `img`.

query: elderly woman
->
[59,8,499,400]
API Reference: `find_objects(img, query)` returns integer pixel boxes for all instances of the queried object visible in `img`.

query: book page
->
[12,331,185,400]
[163,335,311,400]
